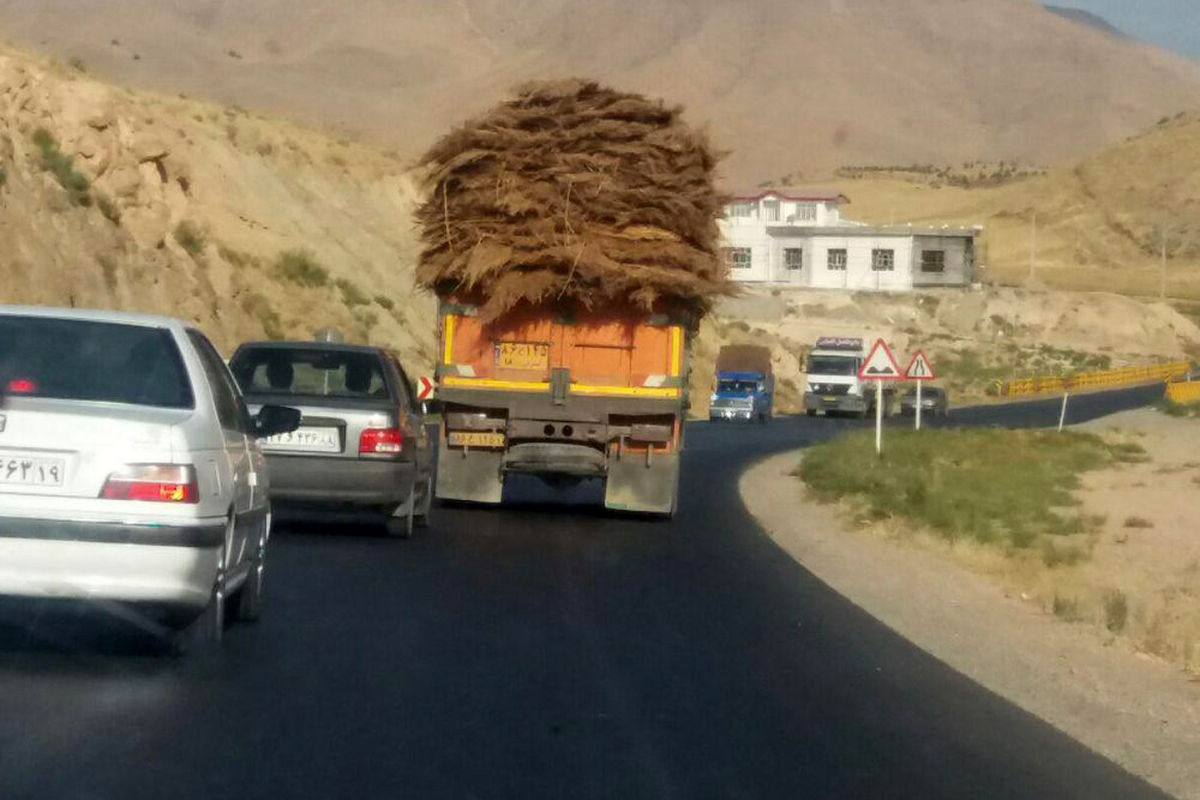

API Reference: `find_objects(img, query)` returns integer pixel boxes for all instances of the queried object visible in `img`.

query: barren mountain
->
[0,43,436,362]
[0,0,1198,182]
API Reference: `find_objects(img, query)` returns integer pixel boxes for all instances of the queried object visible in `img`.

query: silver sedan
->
[0,306,299,648]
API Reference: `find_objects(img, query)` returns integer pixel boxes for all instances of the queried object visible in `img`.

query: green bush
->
[335,278,369,307]
[174,221,206,256]
[32,128,91,206]
[274,249,329,288]
[240,292,284,340]
[373,295,395,311]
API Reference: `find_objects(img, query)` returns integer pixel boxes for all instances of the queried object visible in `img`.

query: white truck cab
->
[803,336,893,418]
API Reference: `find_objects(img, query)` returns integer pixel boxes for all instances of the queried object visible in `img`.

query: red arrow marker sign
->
[416,375,434,401]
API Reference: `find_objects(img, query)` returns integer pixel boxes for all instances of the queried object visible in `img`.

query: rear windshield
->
[0,316,193,408]
[717,379,759,394]
[231,347,390,399]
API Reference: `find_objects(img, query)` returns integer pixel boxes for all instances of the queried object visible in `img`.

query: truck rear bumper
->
[503,443,607,476]
[805,392,867,413]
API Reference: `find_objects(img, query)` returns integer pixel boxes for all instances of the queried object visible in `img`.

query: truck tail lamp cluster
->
[359,427,403,455]
[101,464,198,503]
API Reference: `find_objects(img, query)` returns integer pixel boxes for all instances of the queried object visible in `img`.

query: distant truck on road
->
[804,336,894,418]
[709,345,774,423]
[433,301,688,517]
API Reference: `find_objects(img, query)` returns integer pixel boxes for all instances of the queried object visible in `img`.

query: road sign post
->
[903,350,936,431]
[858,339,903,455]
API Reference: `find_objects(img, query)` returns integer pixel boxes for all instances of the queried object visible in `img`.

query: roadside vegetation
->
[32,127,91,206]
[798,428,1137,553]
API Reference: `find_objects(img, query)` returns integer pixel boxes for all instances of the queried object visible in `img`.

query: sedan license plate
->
[448,431,505,448]
[0,455,65,487]
[495,342,550,371]
[262,427,340,453]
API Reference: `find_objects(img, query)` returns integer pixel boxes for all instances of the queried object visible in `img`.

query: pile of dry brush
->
[415,79,731,321]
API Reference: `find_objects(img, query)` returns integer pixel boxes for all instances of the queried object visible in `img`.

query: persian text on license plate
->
[263,427,340,453]
[447,431,505,448]
[495,342,550,371]
[0,455,65,487]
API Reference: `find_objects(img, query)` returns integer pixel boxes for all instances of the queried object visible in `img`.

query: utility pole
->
[1028,210,1037,283]
[1161,220,1168,300]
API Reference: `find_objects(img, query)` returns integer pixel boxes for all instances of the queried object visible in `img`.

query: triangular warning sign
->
[857,338,903,381]
[905,350,936,381]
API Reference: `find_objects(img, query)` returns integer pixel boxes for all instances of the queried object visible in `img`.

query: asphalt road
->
[0,384,1173,799]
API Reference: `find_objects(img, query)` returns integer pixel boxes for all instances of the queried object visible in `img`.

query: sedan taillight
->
[359,427,403,455]
[101,465,198,503]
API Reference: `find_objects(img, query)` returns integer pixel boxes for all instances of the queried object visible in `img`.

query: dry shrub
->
[415,79,731,321]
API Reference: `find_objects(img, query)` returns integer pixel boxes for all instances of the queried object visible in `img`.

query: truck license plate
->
[448,431,505,448]
[495,342,549,370]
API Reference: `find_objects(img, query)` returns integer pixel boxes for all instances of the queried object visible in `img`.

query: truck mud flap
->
[436,446,504,505]
[604,451,680,517]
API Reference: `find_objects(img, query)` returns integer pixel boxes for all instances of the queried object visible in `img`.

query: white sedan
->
[0,306,299,649]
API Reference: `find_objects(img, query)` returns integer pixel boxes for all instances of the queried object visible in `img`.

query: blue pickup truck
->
[709,345,774,423]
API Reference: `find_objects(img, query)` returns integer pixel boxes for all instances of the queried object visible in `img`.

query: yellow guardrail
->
[1166,380,1200,406]
[1001,361,1190,398]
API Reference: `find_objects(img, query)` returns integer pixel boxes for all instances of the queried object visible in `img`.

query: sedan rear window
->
[231,347,389,399]
[0,316,193,408]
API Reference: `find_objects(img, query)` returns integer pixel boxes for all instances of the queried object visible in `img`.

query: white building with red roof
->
[718,188,978,290]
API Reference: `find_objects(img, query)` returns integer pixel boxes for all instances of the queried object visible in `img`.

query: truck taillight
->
[359,427,403,455]
[101,465,198,503]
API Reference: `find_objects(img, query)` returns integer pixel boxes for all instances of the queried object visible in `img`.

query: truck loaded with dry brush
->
[418,80,730,516]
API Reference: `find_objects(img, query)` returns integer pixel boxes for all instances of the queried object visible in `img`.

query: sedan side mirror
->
[254,404,301,438]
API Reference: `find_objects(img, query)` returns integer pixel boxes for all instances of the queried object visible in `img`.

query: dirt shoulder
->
[741,446,1200,800]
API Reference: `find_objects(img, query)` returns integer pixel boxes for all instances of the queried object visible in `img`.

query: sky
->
[1056,1,1200,60]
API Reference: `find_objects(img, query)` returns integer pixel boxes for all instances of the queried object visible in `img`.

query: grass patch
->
[1052,594,1083,622]
[1159,397,1200,418]
[373,294,395,311]
[1107,441,1149,463]
[32,128,91,206]
[274,249,329,288]
[798,428,1114,549]
[174,221,206,256]
[335,278,369,307]
[1123,516,1154,529]
[96,254,118,293]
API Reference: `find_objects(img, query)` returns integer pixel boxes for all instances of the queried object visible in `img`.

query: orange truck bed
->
[433,300,689,516]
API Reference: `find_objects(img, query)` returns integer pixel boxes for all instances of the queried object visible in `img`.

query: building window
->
[723,247,752,270]
[871,249,895,272]
[792,203,817,222]
[921,250,946,273]
[763,200,780,222]
[728,202,755,218]
[784,248,803,270]
[827,248,847,271]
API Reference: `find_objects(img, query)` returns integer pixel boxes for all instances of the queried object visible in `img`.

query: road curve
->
[0,384,1171,799]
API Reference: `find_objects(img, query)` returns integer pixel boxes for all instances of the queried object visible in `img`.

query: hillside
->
[799,112,1200,303]
[0,43,435,362]
[0,0,1198,183]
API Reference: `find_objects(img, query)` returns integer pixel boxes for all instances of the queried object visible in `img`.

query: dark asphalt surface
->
[0,384,1173,799]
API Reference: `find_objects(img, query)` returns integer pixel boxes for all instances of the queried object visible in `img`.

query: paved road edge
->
[740,450,1200,800]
